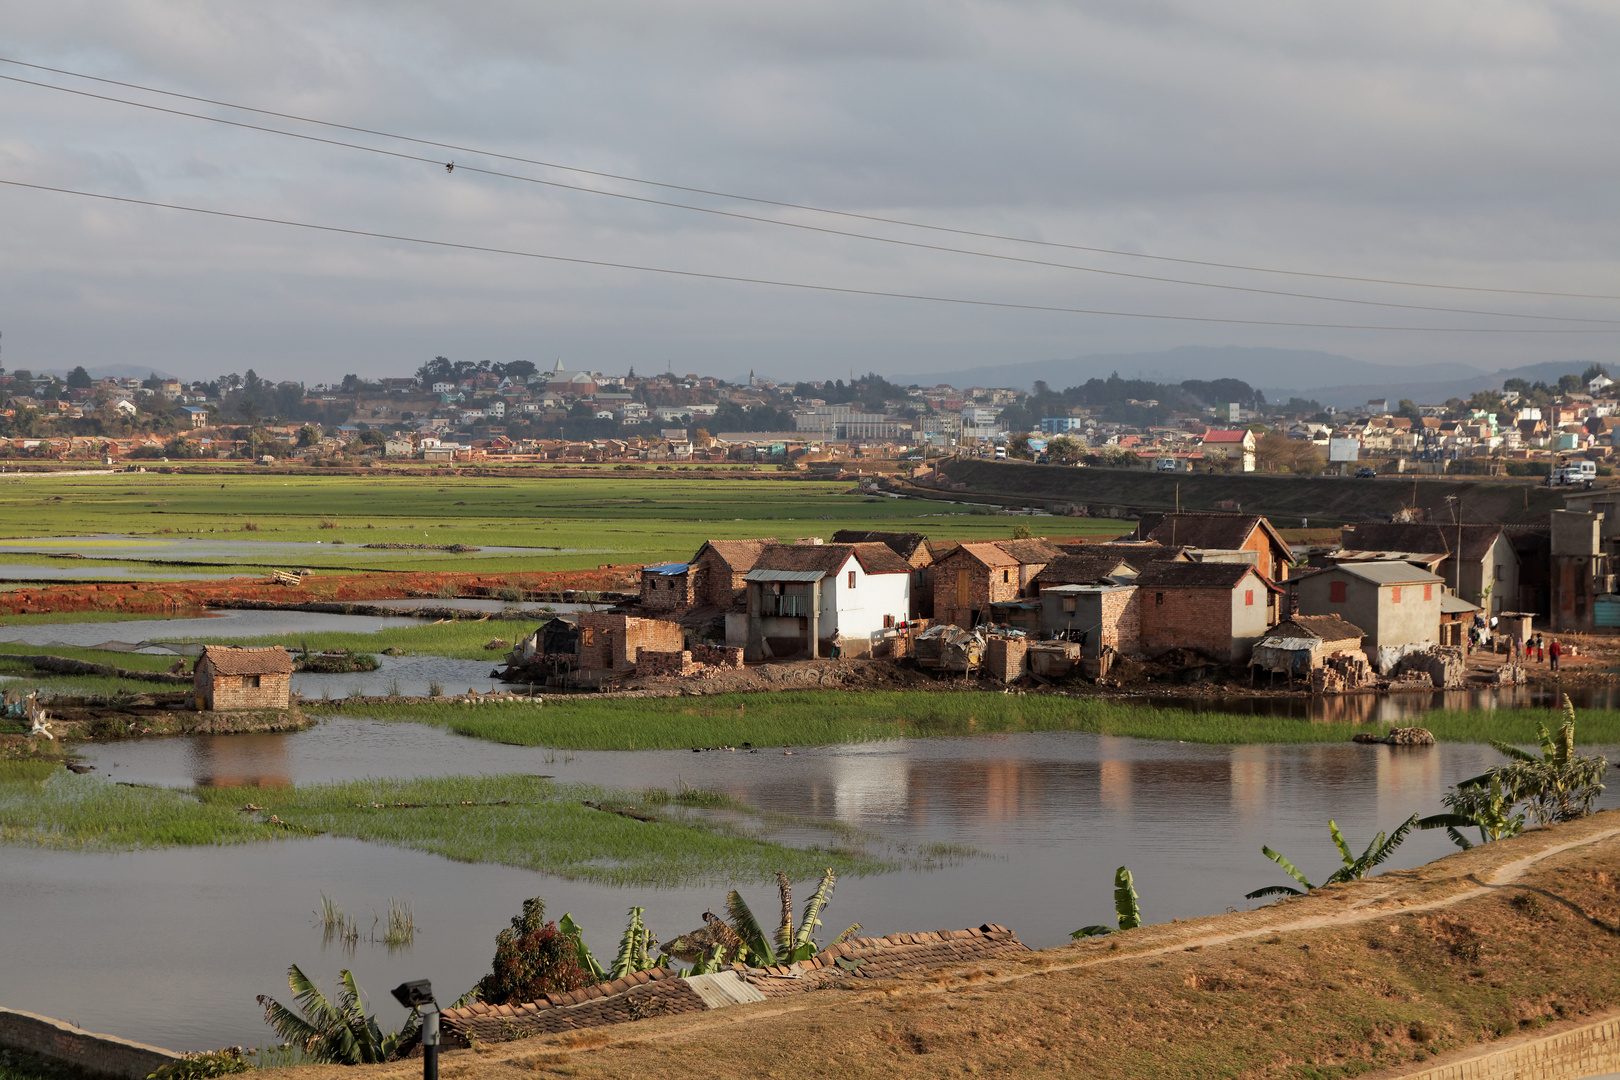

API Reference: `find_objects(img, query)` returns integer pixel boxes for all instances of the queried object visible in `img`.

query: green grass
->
[189,620,533,660]
[0,666,180,698]
[0,610,186,625]
[325,691,1620,750]
[0,771,889,887]
[0,643,182,671]
[0,473,1123,574]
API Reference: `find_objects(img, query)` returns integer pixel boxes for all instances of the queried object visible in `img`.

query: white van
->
[1552,460,1597,485]
[1154,457,1178,472]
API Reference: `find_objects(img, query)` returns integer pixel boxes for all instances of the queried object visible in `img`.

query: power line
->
[6,176,1619,335]
[2,72,1614,327]
[3,53,1617,304]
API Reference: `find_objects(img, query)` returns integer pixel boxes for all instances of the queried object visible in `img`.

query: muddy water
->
[9,718,1613,1051]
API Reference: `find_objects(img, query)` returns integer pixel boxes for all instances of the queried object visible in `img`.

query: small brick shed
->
[194,646,293,710]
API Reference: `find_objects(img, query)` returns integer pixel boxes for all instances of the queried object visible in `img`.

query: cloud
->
[0,0,1617,383]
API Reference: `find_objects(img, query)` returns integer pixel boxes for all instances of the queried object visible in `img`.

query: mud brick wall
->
[635,649,699,677]
[1138,585,1235,660]
[934,555,1021,628]
[693,551,750,609]
[196,670,290,711]
[0,1008,182,1080]
[1099,587,1142,657]
[580,614,686,671]
[985,637,1027,682]
[689,644,743,669]
[1398,1014,1620,1080]
[640,571,696,613]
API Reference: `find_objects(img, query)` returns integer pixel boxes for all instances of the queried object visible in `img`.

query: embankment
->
[0,565,642,618]
[929,458,1568,526]
[271,812,1620,1080]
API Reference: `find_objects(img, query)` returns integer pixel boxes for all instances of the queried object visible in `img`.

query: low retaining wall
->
[1392,1012,1620,1080]
[689,644,744,669]
[635,645,744,678]
[0,1008,182,1080]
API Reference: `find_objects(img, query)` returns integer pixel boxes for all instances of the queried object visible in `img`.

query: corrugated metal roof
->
[1440,593,1481,614]
[745,568,827,582]
[1332,562,1444,585]
[1255,637,1319,651]
[643,562,690,575]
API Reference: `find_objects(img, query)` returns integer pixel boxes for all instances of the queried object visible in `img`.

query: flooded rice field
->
[0,535,556,563]
[0,609,420,647]
[10,717,1616,1051]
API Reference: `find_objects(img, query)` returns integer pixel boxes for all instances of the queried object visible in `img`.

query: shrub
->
[476,897,591,1005]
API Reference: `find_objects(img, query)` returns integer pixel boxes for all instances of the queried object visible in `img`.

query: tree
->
[297,426,320,447]
[1582,364,1609,384]
[257,966,417,1065]
[1559,373,1583,394]
[66,366,92,389]
[1396,398,1422,422]
[359,429,386,446]
[1046,434,1086,464]
[501,360,538,380]
[477,897,591,1006]
[1007,432,1032,460]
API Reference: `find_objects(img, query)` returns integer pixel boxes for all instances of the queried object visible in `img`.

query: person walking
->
[830,628,843,660]
[1536,633,1545,663]
[1550,638,1561,672]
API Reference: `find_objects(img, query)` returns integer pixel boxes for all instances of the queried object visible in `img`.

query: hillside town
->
[3,360,1619,475]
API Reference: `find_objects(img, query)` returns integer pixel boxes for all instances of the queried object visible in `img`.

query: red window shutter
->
[848,570,856,589]
[1329,581,1346,603]
[1245,589,1254,606]
[1424,584,1432,600]
[1392,586,1402,603]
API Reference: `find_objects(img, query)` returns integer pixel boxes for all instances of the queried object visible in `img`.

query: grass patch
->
[0,772,890,887]
[325,692,1620,750]
[0,642,182,671]
[188,621,532,660]
[0,665,180,698]
[0,610,185,625]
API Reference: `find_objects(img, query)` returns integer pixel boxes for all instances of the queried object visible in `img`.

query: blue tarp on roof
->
[644,562,689,575]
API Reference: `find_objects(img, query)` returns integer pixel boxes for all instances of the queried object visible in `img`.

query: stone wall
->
[0,1008,182,1080]
[635,644,744,678]
[690,644,744,669]
[1393,1012,1620,1080]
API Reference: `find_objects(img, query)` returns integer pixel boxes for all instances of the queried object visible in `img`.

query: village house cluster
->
[511,492,1614,692]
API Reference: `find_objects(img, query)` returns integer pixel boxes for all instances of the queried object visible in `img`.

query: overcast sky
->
[2,1,1618,385]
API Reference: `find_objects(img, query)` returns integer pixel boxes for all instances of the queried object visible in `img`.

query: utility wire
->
[3,54,1617,303]
[1,71,1613,327]
[5,177,1618,334]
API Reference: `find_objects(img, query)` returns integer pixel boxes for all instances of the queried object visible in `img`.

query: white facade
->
[818,551,911,648]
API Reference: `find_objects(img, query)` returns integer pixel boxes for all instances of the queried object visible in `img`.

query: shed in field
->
[194,646,293,710]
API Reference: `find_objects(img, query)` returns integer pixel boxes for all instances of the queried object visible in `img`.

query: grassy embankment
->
[0,768,897,886]
[0,473,1117,576]
[330,691,1620,750]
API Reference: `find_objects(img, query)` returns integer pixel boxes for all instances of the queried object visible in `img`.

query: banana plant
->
[1418,775,1526,850]
[1464,699,1609,826]
[1071,866,1142,938]
[787,869,838,962]
[715,867,840,968]
[609,907,661,979]
[256,965,414,1065]
[1245,815,1419,900]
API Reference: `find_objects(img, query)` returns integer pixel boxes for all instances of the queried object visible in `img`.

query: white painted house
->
[741,543,912,660]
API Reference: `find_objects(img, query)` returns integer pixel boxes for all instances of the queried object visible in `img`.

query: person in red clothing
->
[1549,638,1561,672]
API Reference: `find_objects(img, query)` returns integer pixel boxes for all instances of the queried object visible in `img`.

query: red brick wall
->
[986,637,1027,681]
[932,552,1020,628]
[1099,587,1142,657]
[196,668,290,710]
[579,614,685,671]
[692,551,748,609]
[1137,585,1239,662]
[640,571,695,613]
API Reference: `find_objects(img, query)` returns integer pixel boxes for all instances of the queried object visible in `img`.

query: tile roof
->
[829,530,930,562]
[1272,615,1364,642]
[1065,540,1188,563]
[1131,561,1267,589]
[1340,522,1509,563]
[995,538,1064,563]
[943,542,1018,568]
[196,646,293,676]
[1033,552,1138,587]
[438,926,1028,1047]
[693,539,770,572]
[750,542,912,576]
[1133,512,1288,556]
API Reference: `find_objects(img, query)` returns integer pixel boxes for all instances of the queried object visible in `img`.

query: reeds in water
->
[381,897,415,950]
[317,892,359,953]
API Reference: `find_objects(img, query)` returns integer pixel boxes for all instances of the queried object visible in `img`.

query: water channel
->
[5,715,1615,1052]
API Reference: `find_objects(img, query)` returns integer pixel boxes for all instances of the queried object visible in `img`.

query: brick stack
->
[689,644,744,669]
[985,637,1027,682]
[1310,652,1375,694]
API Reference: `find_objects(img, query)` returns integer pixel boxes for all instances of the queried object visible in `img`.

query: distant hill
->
[901,346,1601,409]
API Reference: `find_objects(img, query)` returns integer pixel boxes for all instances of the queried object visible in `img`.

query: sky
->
[2,1,1619,386]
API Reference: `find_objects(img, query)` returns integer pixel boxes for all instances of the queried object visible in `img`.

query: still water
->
[7,717,1614,1051]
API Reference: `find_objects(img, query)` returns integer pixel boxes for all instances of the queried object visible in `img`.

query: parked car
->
[1354,466,1377,478]
[1551,460,1597,486]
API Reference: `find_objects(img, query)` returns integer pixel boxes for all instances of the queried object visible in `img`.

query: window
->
[1244,589,1254,607]
[1155,592,1164,606]
[1423,584,1433,600]
[244,675,260,688]
[582,628,595,647]
[1003,569,1010,583]
[1062,598,1077,614]
[1392,586,1402,604]
[1329,580,1346,603]
[1494,565,1505,581]
[883,614,895,628]
[848,570,857,589]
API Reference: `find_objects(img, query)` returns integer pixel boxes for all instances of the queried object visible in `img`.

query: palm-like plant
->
[1418,775,1527,850]
[256,966,415,1065]
[609,907,661,979]
[1071,866,1143,939]
[705,868,843,969]
[1483,698,1607,825]
[1246,815,1418,899]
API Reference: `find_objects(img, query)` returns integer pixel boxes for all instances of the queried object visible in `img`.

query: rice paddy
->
[327,691,1620,750]
[0,770,894,887]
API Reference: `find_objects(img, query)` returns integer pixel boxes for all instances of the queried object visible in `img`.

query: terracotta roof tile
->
[197,645,293,676]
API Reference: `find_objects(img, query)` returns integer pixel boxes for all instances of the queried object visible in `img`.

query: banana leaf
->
[1069,924,1116,939]
[774,872,795,959]
[1112,866,1141,931]
[559,912,606,982]
[610,908,648,980]
[790,868,837,961]
[1328,821,1355,868]
[725,890,776,967]
[1244,883,1306,899]
[1259,845,1315,892]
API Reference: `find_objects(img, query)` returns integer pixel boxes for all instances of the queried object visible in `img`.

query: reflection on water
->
[23,719,1618,1051]
[1155,684,1620,722]
[0,610,419,647]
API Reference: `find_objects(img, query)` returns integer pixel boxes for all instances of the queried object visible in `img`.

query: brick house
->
[1038,584,1141,659]
[577,613,685,672]
[1292,563,1444,664]
[1339,522,1521,615]
[194,646,293,710]
[639,562,697,614]
[831,530,934,618]
[1132,562,1281,663]
[1031,551,1138,591]
[932,539,1063,628]
[743,543,912,660]
[688,540,769,609]
[1126,513,1293,582]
